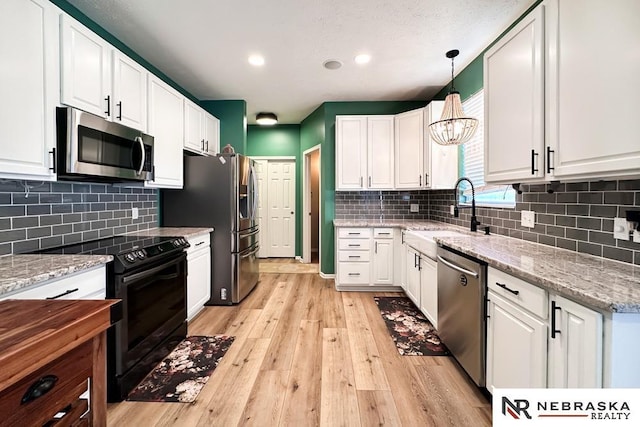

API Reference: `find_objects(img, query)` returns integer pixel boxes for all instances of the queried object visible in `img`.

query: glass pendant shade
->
[428,92,478,146]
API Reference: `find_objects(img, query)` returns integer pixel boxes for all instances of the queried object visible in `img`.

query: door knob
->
[291,211,294,214]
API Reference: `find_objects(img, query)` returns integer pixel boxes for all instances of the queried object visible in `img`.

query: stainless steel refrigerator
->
[161,154,259,305]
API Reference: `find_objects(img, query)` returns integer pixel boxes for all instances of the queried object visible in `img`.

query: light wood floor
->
[107,260,491,426]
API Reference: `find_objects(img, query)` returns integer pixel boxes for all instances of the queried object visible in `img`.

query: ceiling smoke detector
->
[323,60,342,70]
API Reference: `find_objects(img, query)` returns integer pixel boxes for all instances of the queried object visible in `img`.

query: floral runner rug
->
[127,335,235,403]
[373,296,449,356]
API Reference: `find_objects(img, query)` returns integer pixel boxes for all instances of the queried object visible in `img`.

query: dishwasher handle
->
[436,255,479,278]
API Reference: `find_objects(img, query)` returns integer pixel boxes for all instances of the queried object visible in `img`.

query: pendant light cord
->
[450,55,456,93]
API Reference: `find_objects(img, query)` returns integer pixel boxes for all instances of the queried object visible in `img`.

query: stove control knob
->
[124,252,137,263]
[172,239,180,247]
[136,250,146,259]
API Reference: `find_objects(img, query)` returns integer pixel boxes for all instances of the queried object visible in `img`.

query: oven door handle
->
[240,245,260,259]
[122,255,184,284]
[436,255,479,278]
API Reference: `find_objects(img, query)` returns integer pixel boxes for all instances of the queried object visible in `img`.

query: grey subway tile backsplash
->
[335,178,640,265]
[0,180,157,254]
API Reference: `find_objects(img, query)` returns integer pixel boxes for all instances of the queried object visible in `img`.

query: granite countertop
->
[127,227,213,239]
[0,254,113,297]
[334,219,640,313]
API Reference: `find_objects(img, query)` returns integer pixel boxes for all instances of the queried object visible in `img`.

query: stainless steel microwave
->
[56,107,154,182]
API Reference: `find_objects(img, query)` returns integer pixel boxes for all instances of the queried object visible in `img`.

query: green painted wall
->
[247,125,303,256]
[201,100,247,155]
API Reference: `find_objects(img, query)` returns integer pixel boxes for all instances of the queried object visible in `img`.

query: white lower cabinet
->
[0,266,106,300]
[186,233,211,321]
[335,227,400,290]
[419,255,437,329]
[404,245,421,306]
[486,291,547,392]
[548,294,603,388]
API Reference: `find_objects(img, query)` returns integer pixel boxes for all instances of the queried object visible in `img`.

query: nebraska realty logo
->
[493,389,640,426]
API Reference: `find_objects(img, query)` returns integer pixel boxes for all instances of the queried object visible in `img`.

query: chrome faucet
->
[453,177,481,232]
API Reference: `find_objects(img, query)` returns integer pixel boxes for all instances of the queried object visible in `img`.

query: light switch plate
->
[634,230,640,243]
[613,217,630,240]
[521,210,535,228]
[410,203,419,213]
[450,205,455,215]
[132,207,139,220]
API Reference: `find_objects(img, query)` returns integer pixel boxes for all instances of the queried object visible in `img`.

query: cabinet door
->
[204,113,220,155]
[367,116,394,189]
[187,248,211,321]
[394,108,424,189]
[0,0,58,181]
[484,5,544,184]
[424,101,458,189]
[336,116,367,190]
[405,246,420,306]
[112,52,147,132]
[60,14,111,118]
[486,291,547,392]
[372,238,394,285]
[419,256,438,328]
[548,295,603,388]
[147,76,184,188]
[546,0,640,179]
[183,99,204,153]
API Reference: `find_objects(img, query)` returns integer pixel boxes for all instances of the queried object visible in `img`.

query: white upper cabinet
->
[61,14,148,132]
[395,108,424,189]
[545,0,640,180]
[184,99,219,156]
[147,75,184,188]
[204,113,220,155]
[335,115,394,190]
[485,0,640,183]
[0,0,59,181]
[367,116,395,189]
[112,52,148,131]
[484,5,544,183]
[395,103,458,190]
[335,116,374,190]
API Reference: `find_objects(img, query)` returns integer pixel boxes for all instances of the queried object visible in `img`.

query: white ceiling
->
[66,0,534,124]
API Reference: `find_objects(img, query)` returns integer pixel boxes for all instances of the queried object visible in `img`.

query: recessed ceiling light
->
[248,55,265,66]
[355,54,371,64]
[323,59,342,70]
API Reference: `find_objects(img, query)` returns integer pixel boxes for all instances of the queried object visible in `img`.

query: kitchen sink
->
[404,229,466,260]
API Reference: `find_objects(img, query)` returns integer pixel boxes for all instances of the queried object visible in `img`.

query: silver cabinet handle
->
[117,101,122,120]
[348,272,360,276]
[436,255,479,278]
[425,173,429,186]
[348,232,361,235]
[419,175,422,186]
[348,244,360,247]
[375,241,378,253]
[360,176,363,187]
[46,288,79,299]
[348,255,360,259]
[368,176,371,186]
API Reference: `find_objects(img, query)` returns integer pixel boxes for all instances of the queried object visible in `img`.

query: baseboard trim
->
[319,272,335,279]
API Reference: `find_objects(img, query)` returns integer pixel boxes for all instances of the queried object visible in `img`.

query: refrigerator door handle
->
[239,229,259,239]
[250,164,259,220]
[240,245,260,259]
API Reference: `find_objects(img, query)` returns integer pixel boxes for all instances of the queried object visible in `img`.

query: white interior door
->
[268,160,296,257]
[254,160,268,258]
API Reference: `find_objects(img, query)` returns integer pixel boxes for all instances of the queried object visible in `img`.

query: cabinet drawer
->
[488,267,547,318]
[187,232,211,254]
[338,262,370,284]
[338,250,371,262]
[337,228,372,239]
[338,239,370,251]
[0,339,92,426]
[2,266,106,300]
[373,228,394,238]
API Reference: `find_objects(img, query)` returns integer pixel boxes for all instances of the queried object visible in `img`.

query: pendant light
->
[428,49,478,146]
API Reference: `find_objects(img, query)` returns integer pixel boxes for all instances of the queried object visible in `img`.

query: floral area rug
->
[373,297,449,356]
[127,335,235,403]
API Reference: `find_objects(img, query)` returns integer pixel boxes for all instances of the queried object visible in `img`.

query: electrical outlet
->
[521,210,535,228]
[131,207,139,220]
[450,205,455,215]
[634,230,640,243]
[613,217,630,240]
[410,204,419,213]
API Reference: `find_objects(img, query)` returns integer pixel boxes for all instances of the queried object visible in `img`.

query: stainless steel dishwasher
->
[436,245,487,387]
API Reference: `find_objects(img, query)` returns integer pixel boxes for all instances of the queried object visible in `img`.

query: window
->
[458,89,516,207]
